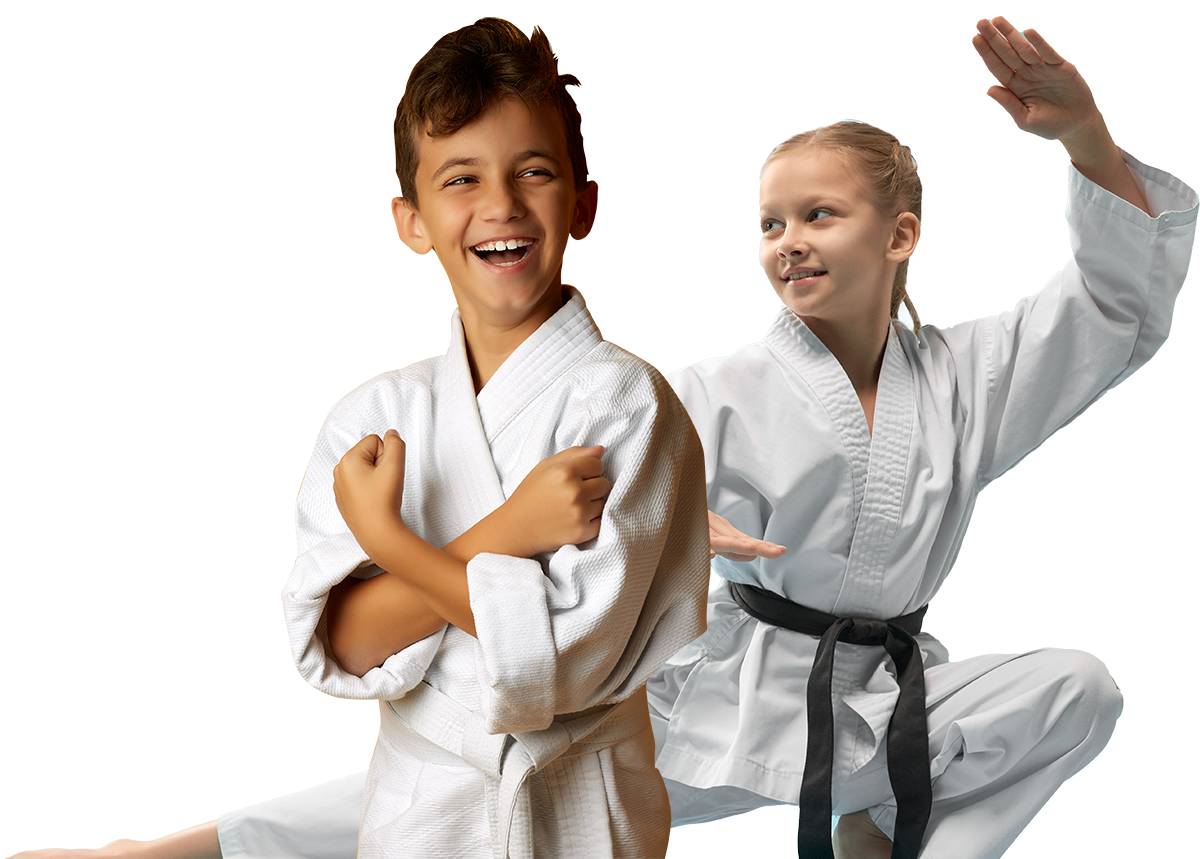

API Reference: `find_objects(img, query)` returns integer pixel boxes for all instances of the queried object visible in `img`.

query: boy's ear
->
[887,212,920,263]
[392,197,433,254]
[569,181,599,240]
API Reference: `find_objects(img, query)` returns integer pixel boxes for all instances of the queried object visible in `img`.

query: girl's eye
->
[809,209,832,222]
[762,219,783,233]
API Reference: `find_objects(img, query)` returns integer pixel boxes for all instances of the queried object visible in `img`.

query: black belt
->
[729,582,932,859]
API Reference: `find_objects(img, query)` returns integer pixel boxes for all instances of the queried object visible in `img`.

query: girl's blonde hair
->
[764,121,923,332]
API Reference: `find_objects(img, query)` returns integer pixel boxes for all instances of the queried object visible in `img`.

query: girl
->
[9,16,1194,859]
[651,16,1193,859]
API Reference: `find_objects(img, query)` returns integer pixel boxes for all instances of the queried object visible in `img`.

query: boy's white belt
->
[386,681,651,859]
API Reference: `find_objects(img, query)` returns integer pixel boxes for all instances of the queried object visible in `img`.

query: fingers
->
[971,31,1015,87]
[975,17,1052,80]
[584,474,612,502]
[989,17,1042,65]
[986,85,1027,124]
[1023,28,1064,64]
[381,428,406,462]
[708,510,787,562]
[345,434,384,467]
[975,18,1021,74]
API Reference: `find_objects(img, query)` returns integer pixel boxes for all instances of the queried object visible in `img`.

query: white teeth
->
[474,238,533,251]
[786,271,825,281]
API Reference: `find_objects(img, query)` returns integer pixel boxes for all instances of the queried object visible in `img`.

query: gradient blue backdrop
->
[3,2,1196,855]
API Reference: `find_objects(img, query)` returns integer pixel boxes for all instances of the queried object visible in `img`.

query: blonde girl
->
[653,15,1194,859]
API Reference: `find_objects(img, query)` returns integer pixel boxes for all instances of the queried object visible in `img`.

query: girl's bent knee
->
[1046,648,1123,740]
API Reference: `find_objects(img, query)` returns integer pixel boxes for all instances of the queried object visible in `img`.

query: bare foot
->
[8,822,221,859]
[832,810,893,859]
[9,841,142,859]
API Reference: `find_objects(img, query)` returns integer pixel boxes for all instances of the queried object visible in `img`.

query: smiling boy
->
[280,18,709,859]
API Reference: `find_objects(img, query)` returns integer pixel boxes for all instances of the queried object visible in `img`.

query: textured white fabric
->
[228,159,1195,859]
[649,155,1196,856]
[281,288,710,859]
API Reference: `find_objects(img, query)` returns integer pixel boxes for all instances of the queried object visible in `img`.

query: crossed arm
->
[324,431,786,677]
[325,433,611,675]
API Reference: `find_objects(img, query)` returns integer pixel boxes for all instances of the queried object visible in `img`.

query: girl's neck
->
[802,312,891,434]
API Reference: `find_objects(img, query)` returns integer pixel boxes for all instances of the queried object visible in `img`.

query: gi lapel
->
[836,324,915,617]
[765,309,872,525]
[475,288,603,445]
[434,310,508,529]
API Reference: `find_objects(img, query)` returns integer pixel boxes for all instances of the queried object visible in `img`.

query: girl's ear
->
[570,181,599,240]
[393,197,433,254]
[887,212,921,263]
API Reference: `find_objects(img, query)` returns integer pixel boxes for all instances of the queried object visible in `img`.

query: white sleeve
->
[281,384,445,702]
[465,367,711,735]
[934,153,1197,486]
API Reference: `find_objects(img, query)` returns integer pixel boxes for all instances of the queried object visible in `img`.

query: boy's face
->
[394,98,597,337]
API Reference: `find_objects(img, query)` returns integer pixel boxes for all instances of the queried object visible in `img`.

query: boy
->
[281,17,709,859]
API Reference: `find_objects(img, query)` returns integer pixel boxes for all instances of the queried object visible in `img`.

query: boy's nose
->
[481,182,526,222]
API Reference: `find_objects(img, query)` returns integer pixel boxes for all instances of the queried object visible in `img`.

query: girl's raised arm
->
[973,16,1150,215]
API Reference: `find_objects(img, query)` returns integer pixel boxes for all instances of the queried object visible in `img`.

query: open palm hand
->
[972,17,1101,142]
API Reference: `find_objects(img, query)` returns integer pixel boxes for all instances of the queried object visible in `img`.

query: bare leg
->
[7,821,222,859]
[832,811,892,859]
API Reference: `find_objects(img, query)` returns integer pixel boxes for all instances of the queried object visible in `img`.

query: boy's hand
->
[972,17,1101,146]
[501,445,611,557]
[333,429,408,557]
[709,511,786,562]
[972,17,1149,214]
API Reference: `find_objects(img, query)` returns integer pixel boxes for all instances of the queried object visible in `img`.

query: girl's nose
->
[778,226,808,258]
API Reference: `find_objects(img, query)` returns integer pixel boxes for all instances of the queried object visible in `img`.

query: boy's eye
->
[762,219,783,233]
[809,209,832,222]
[444,176,476,187]
[519,167,553,179]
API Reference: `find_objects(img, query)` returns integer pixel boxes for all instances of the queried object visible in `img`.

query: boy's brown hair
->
[394,17,588,206]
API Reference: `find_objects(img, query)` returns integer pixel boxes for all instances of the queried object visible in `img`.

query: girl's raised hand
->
[709,511,786,562]
[973,17,1151,214]
[972,17,1101,144]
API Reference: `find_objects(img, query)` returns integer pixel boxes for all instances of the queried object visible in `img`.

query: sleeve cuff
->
[282,531,442,700]
[467,552,558,733]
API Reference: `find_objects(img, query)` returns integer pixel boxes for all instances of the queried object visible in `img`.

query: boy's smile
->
[394,97,597,359]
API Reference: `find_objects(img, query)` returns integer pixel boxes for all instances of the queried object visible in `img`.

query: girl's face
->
[759,148,901,332]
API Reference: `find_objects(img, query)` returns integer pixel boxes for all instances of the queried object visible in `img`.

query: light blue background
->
[3,2,1196,856]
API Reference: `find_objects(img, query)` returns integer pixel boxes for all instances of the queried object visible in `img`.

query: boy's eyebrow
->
[431,157,483,184]
[513,149,563,169]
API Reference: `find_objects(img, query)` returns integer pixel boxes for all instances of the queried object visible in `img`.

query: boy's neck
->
[461,286,568,393]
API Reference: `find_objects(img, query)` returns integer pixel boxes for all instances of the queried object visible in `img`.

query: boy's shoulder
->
[557,337,685,412]
[322,354,444,431]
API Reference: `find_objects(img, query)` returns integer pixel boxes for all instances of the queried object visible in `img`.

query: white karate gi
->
[224,157,1195,859]
[279,288,711,859]
[650,154,1196,857]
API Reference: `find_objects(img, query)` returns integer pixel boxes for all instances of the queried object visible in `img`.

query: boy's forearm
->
[359,517,479,637]
[325,573,446,676]
[325,515,524,677]
[444,504,535,561]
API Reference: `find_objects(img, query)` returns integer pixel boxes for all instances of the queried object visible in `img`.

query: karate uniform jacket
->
[282,289,710,859]
[651,154,1197,807]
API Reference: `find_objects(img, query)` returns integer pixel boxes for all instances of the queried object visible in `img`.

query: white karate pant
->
[218,648,1119,859]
